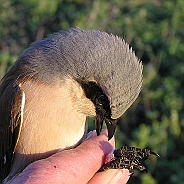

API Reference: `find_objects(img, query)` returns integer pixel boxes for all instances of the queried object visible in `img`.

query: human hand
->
[7,130,130,184]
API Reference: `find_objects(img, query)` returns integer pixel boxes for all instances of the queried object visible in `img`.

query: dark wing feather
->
[0,81,24,181]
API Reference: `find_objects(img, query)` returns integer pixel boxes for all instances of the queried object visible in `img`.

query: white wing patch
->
[14,89,26,152]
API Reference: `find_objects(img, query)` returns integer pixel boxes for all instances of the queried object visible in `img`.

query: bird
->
[0,28,143,182]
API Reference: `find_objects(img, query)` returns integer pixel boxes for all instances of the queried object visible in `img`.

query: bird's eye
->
[98,95,108,107]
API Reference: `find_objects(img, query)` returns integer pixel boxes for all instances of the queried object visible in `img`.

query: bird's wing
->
[0,83,25,181]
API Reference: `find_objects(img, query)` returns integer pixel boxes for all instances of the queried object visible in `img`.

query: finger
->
[8,129,115,184]
[88,169,130,184]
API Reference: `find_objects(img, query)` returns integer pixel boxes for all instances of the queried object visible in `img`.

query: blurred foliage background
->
[0,0,184,183]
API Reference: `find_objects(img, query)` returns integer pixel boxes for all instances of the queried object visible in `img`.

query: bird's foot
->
[98,146,160,174]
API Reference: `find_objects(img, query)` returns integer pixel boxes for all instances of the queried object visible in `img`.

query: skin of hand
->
[6,130,130,184]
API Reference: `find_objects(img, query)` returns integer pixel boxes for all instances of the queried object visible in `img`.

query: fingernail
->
[85,130,97,140]
[110,170,130,184]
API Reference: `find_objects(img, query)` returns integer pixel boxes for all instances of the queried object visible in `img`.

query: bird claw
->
[98,146,160,173]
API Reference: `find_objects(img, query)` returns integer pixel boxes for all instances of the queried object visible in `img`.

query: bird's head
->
[58,28,143,140]
[68,29,143,140]
[17,28,143,140]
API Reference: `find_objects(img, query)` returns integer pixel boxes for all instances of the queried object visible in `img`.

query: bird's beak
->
[105,118,117,140]
[95,114,103,136]
[95,114,117,140]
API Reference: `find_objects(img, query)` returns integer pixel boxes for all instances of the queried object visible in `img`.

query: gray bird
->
[0,28,143,182]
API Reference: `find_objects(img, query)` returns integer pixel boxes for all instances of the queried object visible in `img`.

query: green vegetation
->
[0,0,184,183]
